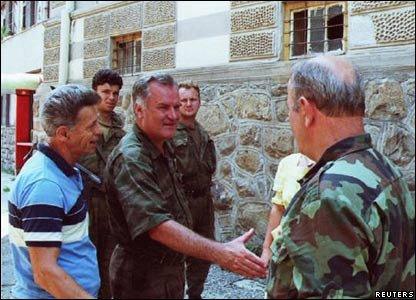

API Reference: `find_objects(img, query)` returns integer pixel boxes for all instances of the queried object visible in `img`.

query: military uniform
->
[104,124,193,299]
[266,134,415,298]
[78,112,125,299]
[172,122,217,298]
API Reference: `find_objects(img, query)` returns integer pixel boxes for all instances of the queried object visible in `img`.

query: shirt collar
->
[132,124,172,160]
[37,143,77,177]
[299,134,372,185]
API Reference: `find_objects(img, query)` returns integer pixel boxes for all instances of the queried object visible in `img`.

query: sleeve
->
[271,158,287,208]
[20,180,65,247]
[114,157,173,241]
[269,192,372,298]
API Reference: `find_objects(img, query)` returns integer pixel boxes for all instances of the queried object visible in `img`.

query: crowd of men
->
[8,55,414,299]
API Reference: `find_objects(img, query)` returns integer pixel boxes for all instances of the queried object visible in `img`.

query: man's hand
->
[218,228,268,278]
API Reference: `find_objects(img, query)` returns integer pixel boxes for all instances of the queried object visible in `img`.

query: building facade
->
[2,1,415,245]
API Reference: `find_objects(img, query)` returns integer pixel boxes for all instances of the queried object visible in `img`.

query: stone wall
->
[43,20,61,83]
[1,126,15,172]
[230,1,280,61]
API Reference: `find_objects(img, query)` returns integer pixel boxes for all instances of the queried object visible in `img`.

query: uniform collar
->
[37,143,77,177]
[132,123,173,160]
[299,134,372,185]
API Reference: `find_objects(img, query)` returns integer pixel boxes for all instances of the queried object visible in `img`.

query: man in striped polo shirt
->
[8,85,101,299]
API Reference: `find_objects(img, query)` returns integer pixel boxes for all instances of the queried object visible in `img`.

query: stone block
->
[231,1,265,8]
[51,1,65,9]
[231,3,276,33]
[109,2,143,35]
[84,13,109,40]
[365,79,406,120]
[143,24,176,49]
[142,47,175,71]
[235,176,257,197]
[263,127,293,159]
[271,84,287,97]
[235,91,272,121]
[364,123,382,150]
[383,124,415,167]
[197,104,230,137]
[211,181,235,210]
[83,58,109,79]
[351,1,410,13]
[83,38,109,59]
[144,1,175,27]
[235,199,269,245]
[43,47,60,65]
[371,7,415,43]
[215,134,237,157]
[44,25,61,49]
[235,149,263,174]
[230,31,275,60]
[275,100,289,122]
[239,124,261,147]
[43,64,59,82]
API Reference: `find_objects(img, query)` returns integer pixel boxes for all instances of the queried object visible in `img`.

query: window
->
[112,33,142,76]
[23,1,37,29]
[5,1,15,34]
[284,2,347,59]
[1,95,11,127]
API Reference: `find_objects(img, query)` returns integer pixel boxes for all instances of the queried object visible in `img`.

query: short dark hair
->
[41,84,101,136]
[92,69,123,90]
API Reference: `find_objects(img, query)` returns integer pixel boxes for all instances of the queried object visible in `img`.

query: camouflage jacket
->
[266,134,415,298]
[103,124,193,264]
[171,121,216,197]
[79,111,125,192]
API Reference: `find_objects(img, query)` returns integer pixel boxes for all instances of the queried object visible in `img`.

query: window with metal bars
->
[5,1,15,34]
[284,2,347,59]
[23,1,37,29]
[112,33,142,76]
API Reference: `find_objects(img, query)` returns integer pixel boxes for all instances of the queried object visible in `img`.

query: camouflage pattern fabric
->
[104,124,193,298]
[78,111,125,299]
[172,121,217,298]
[266,134,415,298]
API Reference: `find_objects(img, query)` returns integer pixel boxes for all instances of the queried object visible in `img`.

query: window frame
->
[284,1,348,60]
[1,94,11,127]
[111,32,142,76]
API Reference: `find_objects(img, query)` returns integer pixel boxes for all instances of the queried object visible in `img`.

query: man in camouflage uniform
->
[266,56,415,298]
[104,74,267,299]
[78,69,124,299]
[172,82,216,298]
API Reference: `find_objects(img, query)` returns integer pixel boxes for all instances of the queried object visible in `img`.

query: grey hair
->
[132,73,177,105]
[40,84,100,137]
[289,58,365,117]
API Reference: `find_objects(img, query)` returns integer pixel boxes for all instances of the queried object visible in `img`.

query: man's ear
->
[134,102,144,119]
[55,125,69,141]
[299,97,316,128]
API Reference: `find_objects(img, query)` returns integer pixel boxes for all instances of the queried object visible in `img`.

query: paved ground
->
[0,171,265,299]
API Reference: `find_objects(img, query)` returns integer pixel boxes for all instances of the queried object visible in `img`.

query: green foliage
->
[1,26,11,41]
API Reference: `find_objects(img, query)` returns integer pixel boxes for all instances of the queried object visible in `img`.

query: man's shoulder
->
[107,130,152,168]
[317,148,403,206]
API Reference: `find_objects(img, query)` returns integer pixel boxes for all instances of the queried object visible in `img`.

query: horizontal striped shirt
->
[8,143,99,299]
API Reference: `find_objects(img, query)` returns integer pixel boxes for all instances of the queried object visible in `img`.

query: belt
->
[118,244,185,266]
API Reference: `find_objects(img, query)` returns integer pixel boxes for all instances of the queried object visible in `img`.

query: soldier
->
[172,82,216,299]
[104,73,267,299]
[266,56,415,298]
[78,68,124,299]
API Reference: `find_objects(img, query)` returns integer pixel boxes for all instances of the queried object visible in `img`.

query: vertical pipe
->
[58,1,75,85]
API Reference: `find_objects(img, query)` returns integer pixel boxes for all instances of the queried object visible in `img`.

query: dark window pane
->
[292,10,307,56]
[327,5,343,51]
[309,8,324,53]
[135,41,141,72]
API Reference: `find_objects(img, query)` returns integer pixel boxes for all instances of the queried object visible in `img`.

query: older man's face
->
[139,82,180,144]
[287,82,307,155]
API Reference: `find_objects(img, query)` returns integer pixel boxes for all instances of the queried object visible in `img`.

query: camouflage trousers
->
[88,191,116,299]
[186,194,215,299]
[110,245,185,299]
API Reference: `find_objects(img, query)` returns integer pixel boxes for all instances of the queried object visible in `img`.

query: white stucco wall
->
[1,24,44,74]
[348,15,377,48]
[176,1,230,69]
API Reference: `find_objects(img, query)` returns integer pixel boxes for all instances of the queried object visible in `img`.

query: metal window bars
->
[112,39,141,76]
